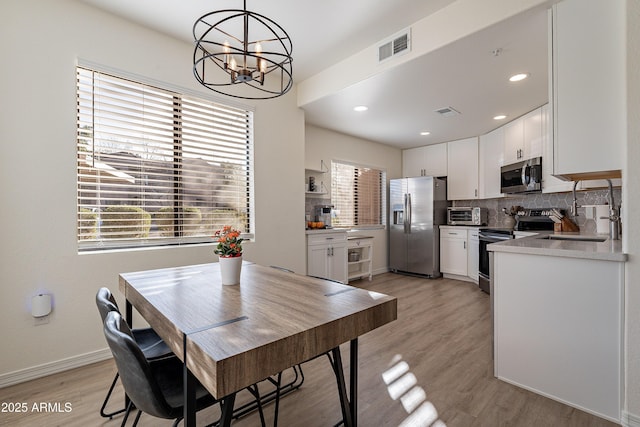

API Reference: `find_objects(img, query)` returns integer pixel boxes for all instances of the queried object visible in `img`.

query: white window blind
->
[331,161,386,228]
[76,67,254,251]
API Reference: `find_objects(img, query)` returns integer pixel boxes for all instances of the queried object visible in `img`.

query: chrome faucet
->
[603,179,621,240]
[571,180,581,216]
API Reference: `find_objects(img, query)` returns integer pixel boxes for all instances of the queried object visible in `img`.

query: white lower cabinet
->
[440,227,468,277]
[494,251,623,422]
[307,231,347,283]
[440,226,481,283]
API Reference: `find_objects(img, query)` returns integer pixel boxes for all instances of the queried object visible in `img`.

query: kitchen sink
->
[541,235,607,243]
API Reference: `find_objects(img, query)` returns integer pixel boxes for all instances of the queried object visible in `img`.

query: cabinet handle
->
[464,241,466,249]
[327,248,331,256]
[475,189,478,197]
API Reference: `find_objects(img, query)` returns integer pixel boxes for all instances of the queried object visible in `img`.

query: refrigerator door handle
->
[405,193,412,234]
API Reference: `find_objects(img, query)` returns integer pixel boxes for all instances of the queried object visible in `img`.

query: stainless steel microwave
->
[447,207,487,226]
[500,157,542,194]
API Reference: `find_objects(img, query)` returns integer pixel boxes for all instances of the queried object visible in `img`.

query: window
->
[331,161,386,228]
[76,66,254,251]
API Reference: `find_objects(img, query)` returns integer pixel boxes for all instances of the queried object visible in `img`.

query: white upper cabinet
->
[447,137,478,200]
[479,126,505,199]
[541,103,574,193]
[503,108,543,166]
[402,143,447,178]
[551,0,624,180]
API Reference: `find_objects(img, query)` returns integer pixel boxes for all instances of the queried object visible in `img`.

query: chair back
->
[96,287,120,323]
[102,311,174,419]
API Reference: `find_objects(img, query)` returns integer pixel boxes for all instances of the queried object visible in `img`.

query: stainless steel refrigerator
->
[389,176,447,277]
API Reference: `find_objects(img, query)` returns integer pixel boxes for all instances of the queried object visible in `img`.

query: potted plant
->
[214,226,244,285]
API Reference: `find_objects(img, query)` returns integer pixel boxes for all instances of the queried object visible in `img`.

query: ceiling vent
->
[435,107,461,117]
[378,28,411,63]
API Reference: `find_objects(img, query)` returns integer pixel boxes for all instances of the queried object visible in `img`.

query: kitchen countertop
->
[305,228,349,235]
[488,232,627,262]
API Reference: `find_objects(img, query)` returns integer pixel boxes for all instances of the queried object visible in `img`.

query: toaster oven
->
[447,207,487,226]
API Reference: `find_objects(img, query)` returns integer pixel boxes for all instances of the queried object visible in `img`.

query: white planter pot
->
[219,255,242,285]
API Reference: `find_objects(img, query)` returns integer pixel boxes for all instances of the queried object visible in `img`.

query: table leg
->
[330,347,353,427]
[219,393,236,427]
[183,334,196,426]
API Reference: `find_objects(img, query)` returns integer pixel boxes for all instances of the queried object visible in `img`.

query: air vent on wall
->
[435,107,461,117]
[378,28,411,63]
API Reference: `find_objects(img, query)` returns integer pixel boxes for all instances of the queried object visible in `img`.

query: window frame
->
[76,61,255,252]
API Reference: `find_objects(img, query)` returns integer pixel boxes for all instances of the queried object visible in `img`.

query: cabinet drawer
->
[347,237,373,248]
[442,230,466,238]
[307,232,347,245]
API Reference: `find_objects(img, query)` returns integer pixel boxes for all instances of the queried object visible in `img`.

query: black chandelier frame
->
[193,1,293,100]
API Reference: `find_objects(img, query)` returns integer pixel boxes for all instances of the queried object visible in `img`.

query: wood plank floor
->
[0,273,619,427]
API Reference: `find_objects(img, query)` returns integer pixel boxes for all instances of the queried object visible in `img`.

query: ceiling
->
[78,0,549,149]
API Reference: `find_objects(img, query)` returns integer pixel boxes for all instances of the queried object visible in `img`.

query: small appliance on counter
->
[447,207,487,226]
[315,205,333,228]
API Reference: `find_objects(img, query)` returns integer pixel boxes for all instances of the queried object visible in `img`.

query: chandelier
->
[193,1,293,100]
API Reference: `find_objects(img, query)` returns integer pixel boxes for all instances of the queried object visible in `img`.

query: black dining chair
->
[102,311,228,426]
[96,287,174,419]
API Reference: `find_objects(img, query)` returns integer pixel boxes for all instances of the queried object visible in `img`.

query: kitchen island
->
[488,233,626,423]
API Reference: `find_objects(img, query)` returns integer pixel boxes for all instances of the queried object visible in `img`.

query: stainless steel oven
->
[478,228,513,294]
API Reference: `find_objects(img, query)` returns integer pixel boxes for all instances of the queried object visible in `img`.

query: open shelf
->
[347,237,373,282]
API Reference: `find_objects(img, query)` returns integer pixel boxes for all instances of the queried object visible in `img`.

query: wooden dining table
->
[119,261,397,426]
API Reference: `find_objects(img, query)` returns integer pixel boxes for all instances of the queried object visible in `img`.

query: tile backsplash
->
[453,188,622,233]
[307,188,622,234]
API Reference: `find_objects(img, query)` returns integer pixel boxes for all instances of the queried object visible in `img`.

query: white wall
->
[305,125,402,275]
[624,0,640,422]
[0,0,305,382]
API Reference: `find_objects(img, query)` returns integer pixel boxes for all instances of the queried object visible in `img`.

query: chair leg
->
[130,409,142,427]
[327,348,353,427]
[100,372,127,418]
[246,383,266,427]
[272,371,283,427]
[120,401,135,427]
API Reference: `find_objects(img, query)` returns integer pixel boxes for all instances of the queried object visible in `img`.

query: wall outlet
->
[34,315,50,326]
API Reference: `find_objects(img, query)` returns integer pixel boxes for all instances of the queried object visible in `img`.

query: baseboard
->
[0,348,112,389]
[623,411,640,427]
[373,267,389,276]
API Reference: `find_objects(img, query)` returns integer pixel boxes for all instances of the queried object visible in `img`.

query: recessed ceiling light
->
[509,73,529,82]
[493,115,507,120]
[353,105,368,112]
[420,131,430,136]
